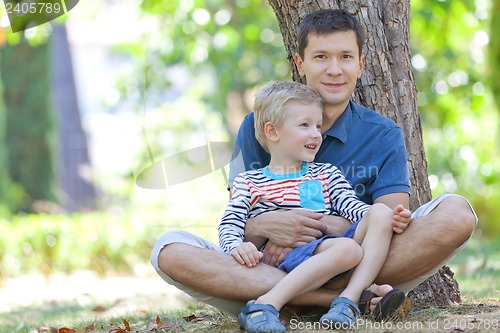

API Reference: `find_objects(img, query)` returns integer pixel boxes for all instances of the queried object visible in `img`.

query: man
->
[151,9,477,319]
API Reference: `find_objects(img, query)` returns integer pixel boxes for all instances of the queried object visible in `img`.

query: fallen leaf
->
[59,328,77,333]
[147,321,157,331]
[92,305,108,312]
[147,316,182,331]
[78,322,95,333]
[38,327,59,333]
[108,324,127,333]
[123,319,131,331]
[399,297,413,318]
[183,312,207,322]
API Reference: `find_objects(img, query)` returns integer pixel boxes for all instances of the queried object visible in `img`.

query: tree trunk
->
[51,24,97,212]
[267,0,460,308]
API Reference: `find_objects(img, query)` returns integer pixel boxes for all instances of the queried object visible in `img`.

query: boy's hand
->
[231,242,263,267]
[392,204,412,233]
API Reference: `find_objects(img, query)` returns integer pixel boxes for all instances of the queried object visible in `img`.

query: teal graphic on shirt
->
[299,180,325,211]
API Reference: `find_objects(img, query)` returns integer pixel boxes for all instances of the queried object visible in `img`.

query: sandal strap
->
[331,297,361,317]
[241,302,279,316]
[358,289,376,314]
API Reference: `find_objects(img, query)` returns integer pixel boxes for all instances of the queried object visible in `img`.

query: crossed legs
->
[153,195,476,315]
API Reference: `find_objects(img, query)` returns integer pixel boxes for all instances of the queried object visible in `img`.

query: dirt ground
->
[0,269,193,321]
[1,269,499,332]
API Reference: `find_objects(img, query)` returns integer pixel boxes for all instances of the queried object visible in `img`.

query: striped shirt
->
[219,162,370,254]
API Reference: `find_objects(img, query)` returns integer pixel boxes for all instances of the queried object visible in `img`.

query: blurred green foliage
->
[0,212,151,279]
[0,0,497,237]
[489,0,500,110]
[410,0,499,236]
[116,0,289,125]
[116,0,499,236]
[0,53,10,215]
[0,40,57,213]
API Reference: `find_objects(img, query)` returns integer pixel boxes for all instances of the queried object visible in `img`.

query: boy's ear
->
[264,122,279,142]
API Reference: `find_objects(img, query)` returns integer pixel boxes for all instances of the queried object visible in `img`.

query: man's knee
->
[438,196,476,244]
[157,242,198,276]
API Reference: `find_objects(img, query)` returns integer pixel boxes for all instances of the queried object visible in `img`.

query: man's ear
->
[358,54,366,78]
[264,122,279,142]
[293,53,305,78]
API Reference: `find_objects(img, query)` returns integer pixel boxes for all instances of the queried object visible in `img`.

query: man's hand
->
[261,242,291,267]
[392,204,412,233]
[245,209,326,248]
[231,242,263,267]
[319,214,352,236]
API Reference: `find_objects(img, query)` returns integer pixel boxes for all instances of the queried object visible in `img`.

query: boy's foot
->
[238,300,286,333]
[320,296,361,328]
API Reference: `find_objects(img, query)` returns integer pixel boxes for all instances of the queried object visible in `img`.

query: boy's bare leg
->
[255,238,362,311]
[340,203,394,302]
[159,243,338,308]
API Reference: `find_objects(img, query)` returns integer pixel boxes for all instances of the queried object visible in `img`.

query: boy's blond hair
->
[254,81,323,152]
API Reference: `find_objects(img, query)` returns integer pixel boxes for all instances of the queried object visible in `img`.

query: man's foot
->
[359,284,406,320]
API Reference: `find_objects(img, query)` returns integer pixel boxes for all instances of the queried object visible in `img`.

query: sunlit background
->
[0,0,498,327]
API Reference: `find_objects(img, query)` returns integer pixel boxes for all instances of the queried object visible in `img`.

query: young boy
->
[218,81,411,332]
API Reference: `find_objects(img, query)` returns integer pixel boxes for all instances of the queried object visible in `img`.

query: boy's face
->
[273,101,323,164]
[294,30,365,112]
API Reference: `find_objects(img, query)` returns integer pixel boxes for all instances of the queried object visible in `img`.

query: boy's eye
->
[300,123,308,127]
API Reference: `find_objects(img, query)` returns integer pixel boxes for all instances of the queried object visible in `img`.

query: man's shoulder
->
[350,101,400,129]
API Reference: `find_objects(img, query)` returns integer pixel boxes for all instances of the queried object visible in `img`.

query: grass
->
[0,189,498,333]
[3,302,499,333]
[447,235,500,299]
[1,235,498,333]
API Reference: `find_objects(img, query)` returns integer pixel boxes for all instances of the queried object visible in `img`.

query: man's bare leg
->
[158,242,338,308]
[375,196,476,285]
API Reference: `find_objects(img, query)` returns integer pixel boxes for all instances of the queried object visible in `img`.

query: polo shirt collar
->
[322,101,353,144]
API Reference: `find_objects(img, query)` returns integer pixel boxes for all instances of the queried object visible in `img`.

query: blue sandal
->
[320,297,361,328]
[238,300,286,333]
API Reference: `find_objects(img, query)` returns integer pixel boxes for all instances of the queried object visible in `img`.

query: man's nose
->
[326,59,342,75]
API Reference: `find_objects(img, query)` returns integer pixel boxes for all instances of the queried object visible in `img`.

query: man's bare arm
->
[374,192,410,210]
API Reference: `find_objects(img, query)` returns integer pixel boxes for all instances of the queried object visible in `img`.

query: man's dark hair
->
[297,9,365,58]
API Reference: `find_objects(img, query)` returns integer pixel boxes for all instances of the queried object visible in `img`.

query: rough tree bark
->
[267,0,460,308]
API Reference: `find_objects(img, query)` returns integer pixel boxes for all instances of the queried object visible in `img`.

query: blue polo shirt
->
[228,100,410,204]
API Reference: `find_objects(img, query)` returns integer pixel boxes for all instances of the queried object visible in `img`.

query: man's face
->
[294,31,365,111]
